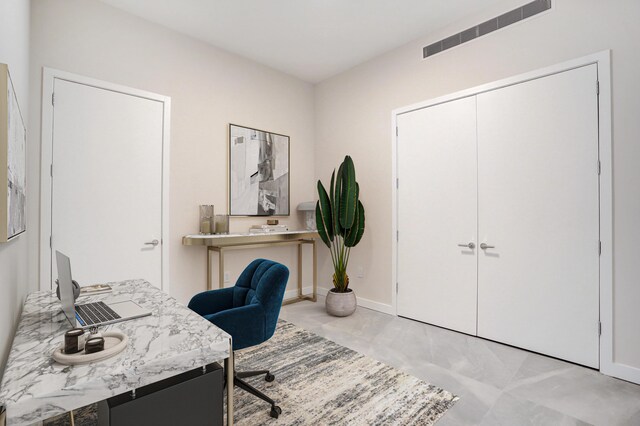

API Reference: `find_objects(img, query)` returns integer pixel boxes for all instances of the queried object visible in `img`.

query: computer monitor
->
[56,250,77,327]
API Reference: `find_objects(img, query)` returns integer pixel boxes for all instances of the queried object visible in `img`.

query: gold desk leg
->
[312,239,317,302]
[297,242,303,298]
[69,410,75,426]
[207,247,212,291]
[218,248,225,289]
[226,341,234,426]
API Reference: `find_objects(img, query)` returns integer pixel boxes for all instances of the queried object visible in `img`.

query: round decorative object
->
[55,279,81,301]
[52,331,128,365]
[325,289,357,317]
[265,373,275,382]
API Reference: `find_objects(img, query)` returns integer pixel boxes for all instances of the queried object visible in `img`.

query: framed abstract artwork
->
[0,64,26,242]
[229,124,290,216]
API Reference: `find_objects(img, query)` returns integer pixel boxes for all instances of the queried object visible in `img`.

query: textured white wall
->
[0,0,31,378]
[29,0,316,305]
[314,0,640,369]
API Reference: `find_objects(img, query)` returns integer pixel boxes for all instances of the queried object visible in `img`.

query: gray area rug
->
[45,320,458,425]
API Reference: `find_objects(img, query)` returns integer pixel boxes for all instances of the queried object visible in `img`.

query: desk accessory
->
[79,284,112,296]
[64,328,86,354]
[249,224,289,234]
[297,201,316,230]
[199,204,214,234]
[55,278,80,301]
[53,331,128,365]
[213,214,229,234]
[85,337,105,354]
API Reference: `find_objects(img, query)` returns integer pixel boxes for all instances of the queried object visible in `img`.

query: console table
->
[0,280,234,426]
[183,230,319,305]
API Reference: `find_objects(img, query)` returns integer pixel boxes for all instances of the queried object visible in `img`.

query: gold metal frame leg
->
[207,247,212,291]
[312,240,317,302]
[218,248,225,289]
[69,410,75,426]
[226,341,234,426]
[297,243,303,298]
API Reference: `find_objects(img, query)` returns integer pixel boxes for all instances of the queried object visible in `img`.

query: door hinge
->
[598,240,602,255]
[51,92,55,106]
[396,126,398,137]
[397,230,399,241]
[598,321,602,336]
[596,81,600,96]
[50,164,53,177]
[597,160,601,175]
[49,235,52,248]
[396,282,399,293]
[396,178,399,189]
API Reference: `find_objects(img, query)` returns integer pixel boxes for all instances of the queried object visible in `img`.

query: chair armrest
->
[205,304,266,350]
[188,287,236,316]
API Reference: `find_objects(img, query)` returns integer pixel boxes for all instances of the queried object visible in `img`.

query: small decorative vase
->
[326,288,357,317]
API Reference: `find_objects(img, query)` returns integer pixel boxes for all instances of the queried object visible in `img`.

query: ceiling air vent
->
[423,0,551,58]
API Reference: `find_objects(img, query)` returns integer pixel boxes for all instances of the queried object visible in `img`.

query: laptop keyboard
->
[75,301,121,326]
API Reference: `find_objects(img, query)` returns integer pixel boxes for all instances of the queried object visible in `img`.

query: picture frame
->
[229,124,290,216]
[0,63,26,242]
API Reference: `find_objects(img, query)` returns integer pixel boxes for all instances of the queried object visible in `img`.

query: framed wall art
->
[0,63,26,242]
[229,124,290,216]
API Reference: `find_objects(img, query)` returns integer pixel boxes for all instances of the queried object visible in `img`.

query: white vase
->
[325,289,357,317]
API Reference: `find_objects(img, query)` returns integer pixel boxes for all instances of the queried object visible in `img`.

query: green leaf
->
[317,180,334,241]
[350,201,365,247]
[329,170,336,238]
[315,202,331,248]
[344,183,360,246]
[334,162,344,235]
[339,156,357,230]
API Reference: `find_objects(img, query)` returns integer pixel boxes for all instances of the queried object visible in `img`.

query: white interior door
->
[397,97,478,335]
[476,64,600,367]
[51,79,165,288]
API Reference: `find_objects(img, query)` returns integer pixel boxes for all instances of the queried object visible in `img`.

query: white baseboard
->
[284,286,395,316]
[601,360,640,385]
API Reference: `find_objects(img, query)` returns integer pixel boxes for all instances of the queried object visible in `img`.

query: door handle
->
[480,243,495,250]
[458,242,476,249]
[145,239,159,247]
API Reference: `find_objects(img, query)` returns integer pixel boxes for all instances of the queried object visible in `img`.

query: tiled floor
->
[280,297,640,426]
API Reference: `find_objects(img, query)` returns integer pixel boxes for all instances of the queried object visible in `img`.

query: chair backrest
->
[233,259,289,338]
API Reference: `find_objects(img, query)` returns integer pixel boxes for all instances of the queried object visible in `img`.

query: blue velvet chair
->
[188,259,289,419]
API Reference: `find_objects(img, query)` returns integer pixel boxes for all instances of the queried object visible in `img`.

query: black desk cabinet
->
[98,363,223,426]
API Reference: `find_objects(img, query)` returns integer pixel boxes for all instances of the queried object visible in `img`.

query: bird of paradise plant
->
[315,155,365,292]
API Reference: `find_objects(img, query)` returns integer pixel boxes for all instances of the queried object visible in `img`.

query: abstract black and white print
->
[6,71,26,239]
[229,124,289,216]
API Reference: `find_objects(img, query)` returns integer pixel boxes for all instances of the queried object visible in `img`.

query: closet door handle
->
[480,243,495,250]
[458,242,475,249]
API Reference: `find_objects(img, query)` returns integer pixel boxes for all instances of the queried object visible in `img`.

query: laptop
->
[56,250,151,328]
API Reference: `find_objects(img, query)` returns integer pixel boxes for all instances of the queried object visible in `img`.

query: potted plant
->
[315,155,365,316]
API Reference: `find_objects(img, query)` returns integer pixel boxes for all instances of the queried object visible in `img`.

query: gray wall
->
[314,0,640,371]
[0,0,31,378]
[28,0,316,305]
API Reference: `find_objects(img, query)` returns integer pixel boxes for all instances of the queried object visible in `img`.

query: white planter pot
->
[326,289,357,317]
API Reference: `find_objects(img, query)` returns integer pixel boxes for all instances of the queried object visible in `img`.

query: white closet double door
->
[397,64,600,367]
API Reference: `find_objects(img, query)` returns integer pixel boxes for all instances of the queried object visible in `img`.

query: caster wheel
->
[265,373,275,382]
[270,406,282,419]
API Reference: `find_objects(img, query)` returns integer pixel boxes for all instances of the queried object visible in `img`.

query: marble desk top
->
[0,280,231,426]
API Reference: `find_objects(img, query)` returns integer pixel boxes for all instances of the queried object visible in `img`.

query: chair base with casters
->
[231,368,281,418]
[189,259,290,420]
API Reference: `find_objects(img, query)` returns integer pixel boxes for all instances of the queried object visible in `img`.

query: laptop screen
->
[55,251,77,327]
